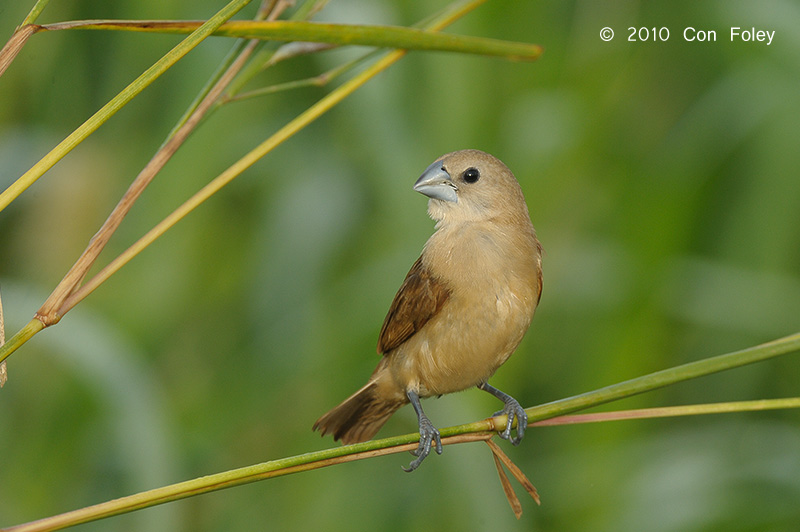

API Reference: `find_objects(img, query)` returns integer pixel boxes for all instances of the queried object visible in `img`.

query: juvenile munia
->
[313,150,543,470]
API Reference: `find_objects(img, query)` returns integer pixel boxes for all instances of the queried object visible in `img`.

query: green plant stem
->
[165,29,256,140]
[0,319,43,365]
[532,397,800,425]
[39,19,543,61]
[423,331,799,437]
[19,0,51,28]
[4,329,798,532]
[7,397,798,532]
[0,0,253,214]
[227,49,377,102]
[220,0,331,101]
[522,331,800,424]
[165,0,287,138]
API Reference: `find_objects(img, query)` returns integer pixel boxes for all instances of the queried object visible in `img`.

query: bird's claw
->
[493,396,527,446]
[403,416,442,472]
[479,382,528,445]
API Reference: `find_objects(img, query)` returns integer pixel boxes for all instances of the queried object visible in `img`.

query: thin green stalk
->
[0,0,253,213]
[522,331,800,424]
[174,0,326,133]
[166,0,284,138]
[223,0,388,102]
[227,48,377,102]
[4,334,799,532]
[0,319,43,365]
[165,34,256,140]
[39,19,543,61]
[427,332,800,437]
[19,0,51,28]
[221,0,331,101]
[532,397,800,426]
[229,75,325,100]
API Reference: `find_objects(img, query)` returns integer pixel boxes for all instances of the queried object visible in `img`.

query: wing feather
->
[377,256,450,354]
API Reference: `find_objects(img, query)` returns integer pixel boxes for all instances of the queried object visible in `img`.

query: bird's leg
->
[403,389,442,472]
[478,382,528,445]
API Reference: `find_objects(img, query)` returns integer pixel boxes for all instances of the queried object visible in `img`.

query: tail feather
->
[313,380,405,444]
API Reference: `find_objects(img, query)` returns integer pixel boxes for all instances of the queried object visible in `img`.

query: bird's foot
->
[403,413,442,472]
[403,390,443,472]
[492,398,527,445]
[479,382,528,445]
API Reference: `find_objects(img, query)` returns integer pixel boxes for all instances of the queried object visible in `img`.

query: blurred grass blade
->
[0,0,253,214]
[42,19,543,61]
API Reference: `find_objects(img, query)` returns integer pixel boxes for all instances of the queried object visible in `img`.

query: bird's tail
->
[313,379,406,444]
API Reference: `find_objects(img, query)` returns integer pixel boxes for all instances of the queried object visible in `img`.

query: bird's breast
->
[390,222,541,397]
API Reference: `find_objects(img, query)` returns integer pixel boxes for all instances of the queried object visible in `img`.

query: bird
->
[313,149,543,471]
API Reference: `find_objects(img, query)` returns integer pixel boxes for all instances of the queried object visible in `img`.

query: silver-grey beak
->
[413,161,458,203]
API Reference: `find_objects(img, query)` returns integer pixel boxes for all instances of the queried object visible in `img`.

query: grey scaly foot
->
[403,389,442,472]
[478,382,528,445]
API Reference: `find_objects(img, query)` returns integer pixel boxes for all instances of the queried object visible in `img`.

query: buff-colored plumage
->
[313,150,542,469]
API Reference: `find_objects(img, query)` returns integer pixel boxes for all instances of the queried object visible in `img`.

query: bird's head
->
[414,149,530,225]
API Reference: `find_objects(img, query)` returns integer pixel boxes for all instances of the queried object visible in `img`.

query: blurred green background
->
[2,1,800,530]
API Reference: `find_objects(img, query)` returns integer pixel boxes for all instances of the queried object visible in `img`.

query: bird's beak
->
[413,161,458,203]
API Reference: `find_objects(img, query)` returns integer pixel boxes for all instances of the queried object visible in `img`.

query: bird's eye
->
[462,167,480,184]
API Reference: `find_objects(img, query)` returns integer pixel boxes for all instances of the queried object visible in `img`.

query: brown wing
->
[377,256,451,355]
